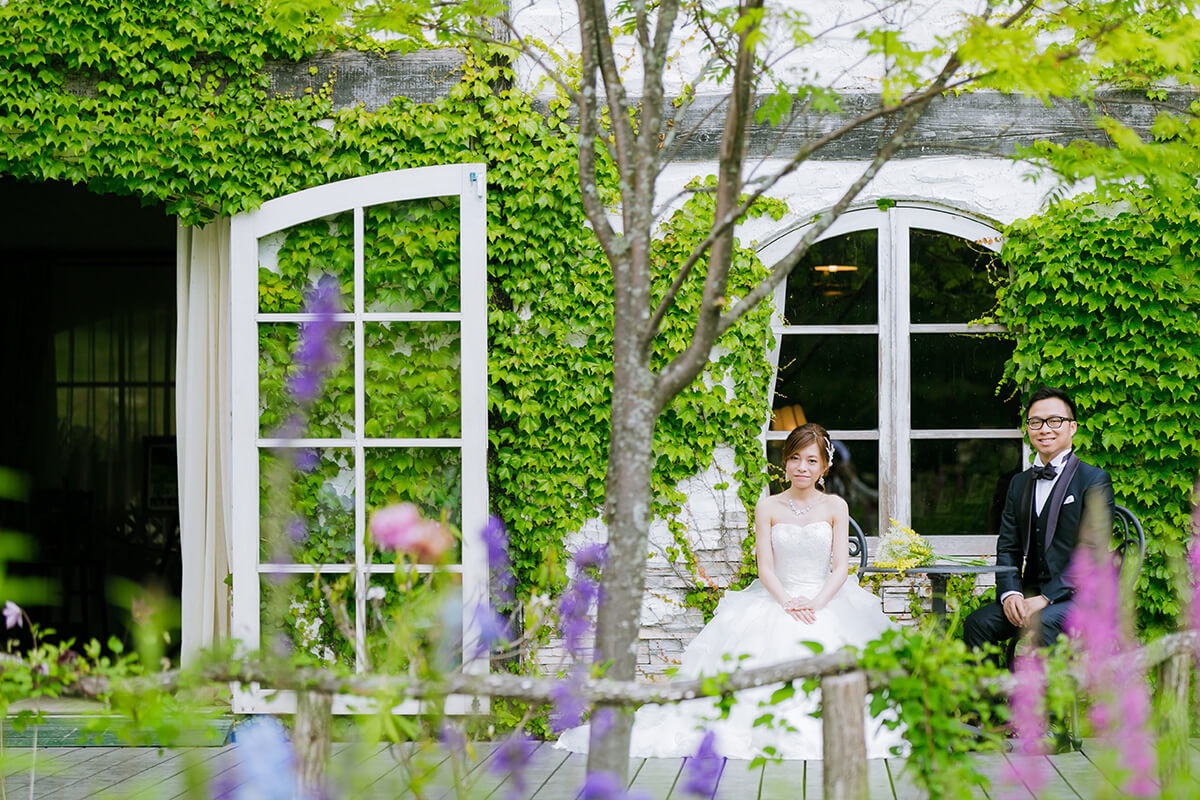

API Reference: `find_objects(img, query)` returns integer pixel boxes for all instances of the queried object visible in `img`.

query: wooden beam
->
[267,50,467,111]
[540,88,1197,161]
[821,670,869,800]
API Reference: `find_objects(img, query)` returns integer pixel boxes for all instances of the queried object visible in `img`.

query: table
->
[859,564,1019,617]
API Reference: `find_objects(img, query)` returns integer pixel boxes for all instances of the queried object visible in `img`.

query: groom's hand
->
[1002,593,1027,627]
[1022,595,1049,618]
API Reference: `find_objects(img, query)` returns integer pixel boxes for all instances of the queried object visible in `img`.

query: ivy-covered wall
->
[0,0,775,610]
[6,0,1195,650]
[997,189,1200,635]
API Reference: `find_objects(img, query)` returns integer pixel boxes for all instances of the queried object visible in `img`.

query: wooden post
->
[1157,652,1191,785]
[822,670,869,800]
[294,690,333,796]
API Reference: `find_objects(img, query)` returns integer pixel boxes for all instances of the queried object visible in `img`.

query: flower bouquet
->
[872,518,985,570]
[873,519,936,570]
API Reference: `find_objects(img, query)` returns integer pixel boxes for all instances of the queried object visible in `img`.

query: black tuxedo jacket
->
[994,453,1114,603]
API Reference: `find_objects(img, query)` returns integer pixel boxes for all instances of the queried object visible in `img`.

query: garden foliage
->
[0,0,776,621]
[996,187,1200,633]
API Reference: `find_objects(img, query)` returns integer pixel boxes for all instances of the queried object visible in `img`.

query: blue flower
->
[225,717,297,800]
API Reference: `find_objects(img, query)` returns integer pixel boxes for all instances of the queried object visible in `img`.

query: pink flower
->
[999,651,1050,799]
[1066,541,1157,797]
[369,504,454,562]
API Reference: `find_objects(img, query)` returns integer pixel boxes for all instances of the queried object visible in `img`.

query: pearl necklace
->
[786,494,821,518]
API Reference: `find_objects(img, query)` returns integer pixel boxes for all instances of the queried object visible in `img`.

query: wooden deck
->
[1,738,1195,798]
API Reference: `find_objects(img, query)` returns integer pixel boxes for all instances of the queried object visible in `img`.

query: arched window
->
[757,203,1021,538]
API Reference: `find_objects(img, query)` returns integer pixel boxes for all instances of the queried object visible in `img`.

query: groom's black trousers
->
[963,599,1073,651]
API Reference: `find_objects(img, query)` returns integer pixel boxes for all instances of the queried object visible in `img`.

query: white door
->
[229,165,488,713]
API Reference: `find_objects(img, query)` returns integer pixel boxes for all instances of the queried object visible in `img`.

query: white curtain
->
[176,218,233,665]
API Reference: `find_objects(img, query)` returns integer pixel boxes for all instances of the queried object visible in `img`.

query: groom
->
[964,386,1114,652]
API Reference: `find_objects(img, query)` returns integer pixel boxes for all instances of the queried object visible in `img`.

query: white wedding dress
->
[554,520,906,760]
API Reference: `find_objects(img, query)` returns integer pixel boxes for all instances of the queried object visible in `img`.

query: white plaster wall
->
[511,0,983,96]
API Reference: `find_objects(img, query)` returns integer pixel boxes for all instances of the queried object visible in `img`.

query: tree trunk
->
[586,338,657,781]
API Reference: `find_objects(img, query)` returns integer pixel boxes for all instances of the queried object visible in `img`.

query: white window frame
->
[229,165,489,714]
[757,201,1023,543]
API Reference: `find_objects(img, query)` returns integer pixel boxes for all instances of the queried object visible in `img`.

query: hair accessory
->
[824,435,835,471]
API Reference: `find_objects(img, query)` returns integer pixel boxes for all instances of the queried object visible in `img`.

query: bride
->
[554,422,905,760]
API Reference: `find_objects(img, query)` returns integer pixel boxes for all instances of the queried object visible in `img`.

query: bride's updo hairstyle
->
[781,423,832,477]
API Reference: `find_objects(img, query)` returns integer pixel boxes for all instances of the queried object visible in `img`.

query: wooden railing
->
[12,629,1198,799]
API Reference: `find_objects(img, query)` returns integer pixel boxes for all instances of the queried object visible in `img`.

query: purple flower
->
[491,732,537,799]
[3,601,22,630]
[285,517,308,544]
[579,771,653,800]
[580,771,624,800]
[439,722,466,753]
[482,516,515,604]
[558,584,595,657]
[471,601,511,657]
[558,546,607,658]
[550,669,588,733]
[294,449,319,473]
[590,707,615,737]
[574,543,608,571]
[681,730,722,797]
[285,276,343,406]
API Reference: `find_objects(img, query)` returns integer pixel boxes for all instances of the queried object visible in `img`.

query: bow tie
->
[1031,463,1058,481]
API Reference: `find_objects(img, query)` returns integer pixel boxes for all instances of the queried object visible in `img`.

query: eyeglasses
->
[1026,416,1074,430]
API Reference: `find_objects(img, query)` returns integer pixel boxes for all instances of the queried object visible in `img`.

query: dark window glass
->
[783,230,878,325]
[911,334,1018,428]
[910,228,1000,323]
[911,439,1022,535]
[767,439,879,536]
[773,335,877,430]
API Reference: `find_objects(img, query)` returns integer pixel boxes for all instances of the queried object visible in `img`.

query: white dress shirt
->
[1033,448,1073,515]
[1001,449,1073,605]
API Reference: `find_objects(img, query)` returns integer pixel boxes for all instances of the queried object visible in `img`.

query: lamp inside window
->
[812,263,860,295]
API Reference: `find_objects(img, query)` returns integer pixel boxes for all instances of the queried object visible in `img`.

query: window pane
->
[910,228,999,323]
[258,212,354,314]
[259,447,355,563]
[258,322,354,439]
[364,322,461,439]
[261,573,352,667]
[769,439,880,536]
[363,197,460,312]
[773,335,877,429]
[365,573,463,672]
[365,448,462,564]
[783,230,877,325]
[911,334,1017,428]
[911,439,1022,535]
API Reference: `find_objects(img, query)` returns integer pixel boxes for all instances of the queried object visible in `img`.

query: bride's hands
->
[782,596,817,624]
